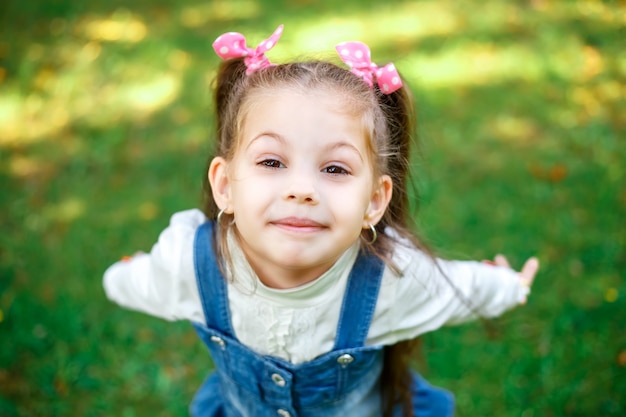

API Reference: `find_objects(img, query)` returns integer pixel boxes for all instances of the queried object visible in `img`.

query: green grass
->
[1,0,624,416]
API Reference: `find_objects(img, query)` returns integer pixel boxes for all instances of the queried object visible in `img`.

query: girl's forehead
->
[241,90,364,135]
[246,87,365,120]
[252,86,349,104]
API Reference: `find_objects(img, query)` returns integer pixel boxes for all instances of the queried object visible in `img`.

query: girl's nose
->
[284,178,319,204]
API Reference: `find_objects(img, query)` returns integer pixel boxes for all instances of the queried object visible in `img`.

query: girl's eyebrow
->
[245,132,364,162]
[244,132,285,150]
[325,141,364,162]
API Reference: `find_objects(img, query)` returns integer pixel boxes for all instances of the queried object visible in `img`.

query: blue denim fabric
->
[190,222,454,417]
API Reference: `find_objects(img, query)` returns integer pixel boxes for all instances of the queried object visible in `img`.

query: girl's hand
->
[485,254,540,288]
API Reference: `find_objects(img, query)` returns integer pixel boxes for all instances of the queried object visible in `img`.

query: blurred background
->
[1,0,624,415]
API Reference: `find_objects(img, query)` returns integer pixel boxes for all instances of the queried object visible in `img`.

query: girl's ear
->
[208,156,233,213]
[363,175,393,227]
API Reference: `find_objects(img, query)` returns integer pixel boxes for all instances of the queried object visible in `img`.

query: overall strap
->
[193,221,236,338]
[333,249,385,350]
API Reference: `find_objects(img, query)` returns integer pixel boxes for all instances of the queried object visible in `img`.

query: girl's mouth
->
[271,217,326,232]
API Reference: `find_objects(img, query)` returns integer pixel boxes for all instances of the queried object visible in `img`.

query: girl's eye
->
[259,159,284,169]
[323,165,350,175]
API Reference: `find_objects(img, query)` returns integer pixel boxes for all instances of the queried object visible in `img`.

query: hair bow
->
[335,41,402,94]
[213,25,284,75]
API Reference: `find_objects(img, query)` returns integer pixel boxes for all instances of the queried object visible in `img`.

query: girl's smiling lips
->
[271,217,327,233]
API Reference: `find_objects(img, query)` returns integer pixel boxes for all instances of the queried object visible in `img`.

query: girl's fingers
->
[494,254,510,268]
[519,257,539,286]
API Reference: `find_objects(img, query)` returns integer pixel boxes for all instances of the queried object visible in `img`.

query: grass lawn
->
[1,0,624,415]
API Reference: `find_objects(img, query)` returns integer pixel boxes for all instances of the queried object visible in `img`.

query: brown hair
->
[203,57,432,416]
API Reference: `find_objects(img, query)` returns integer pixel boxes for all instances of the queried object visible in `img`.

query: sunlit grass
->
[271,1,461,56]
[179,0,262,27]
[81,13,148,43]
[1,0,623,148]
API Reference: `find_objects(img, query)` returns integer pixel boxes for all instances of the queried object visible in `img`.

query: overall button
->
[277,409,291,417]
[271,373,286,387]
[210,335,226,349]
[337,354,354,366]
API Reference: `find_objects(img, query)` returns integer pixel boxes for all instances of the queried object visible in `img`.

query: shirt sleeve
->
[102,209,206,323]
[372,243,530,344]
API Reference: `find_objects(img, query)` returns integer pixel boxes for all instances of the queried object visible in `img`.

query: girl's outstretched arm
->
[103,209,206,322]
[369,243,539,343]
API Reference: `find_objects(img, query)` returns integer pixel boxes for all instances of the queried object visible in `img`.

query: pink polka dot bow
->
[335,41,402,94]
[213,25,284,75]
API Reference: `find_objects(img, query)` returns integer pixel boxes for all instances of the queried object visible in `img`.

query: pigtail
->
[371,83,425,417]
[202,58,249,282]
[378,83,415,231]
[203,57,248,219]
[213,58,249,160]
[366,82,436,269]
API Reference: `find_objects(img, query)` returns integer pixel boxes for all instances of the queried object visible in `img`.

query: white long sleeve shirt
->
[104,209,528,364]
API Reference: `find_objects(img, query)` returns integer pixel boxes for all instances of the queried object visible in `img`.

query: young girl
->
[104,25,539,417]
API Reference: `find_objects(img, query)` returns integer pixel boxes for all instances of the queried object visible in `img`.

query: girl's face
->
[209,89,392,288]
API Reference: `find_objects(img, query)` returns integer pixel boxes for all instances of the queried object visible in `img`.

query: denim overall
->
[190,222,454,417]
